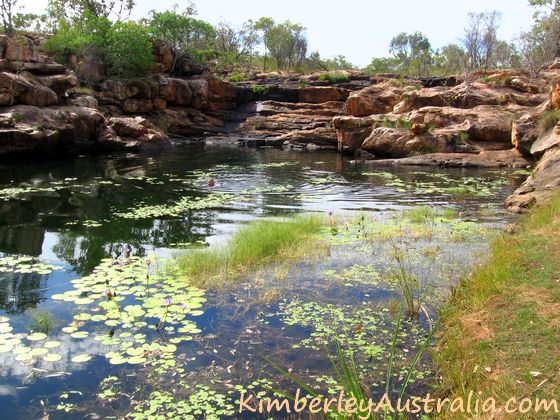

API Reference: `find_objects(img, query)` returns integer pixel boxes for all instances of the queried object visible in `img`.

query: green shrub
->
[105,21,153,78]
[318,72,350,83]
[538,109,560,133]
[227,72,246,82]
[251,85,268,94]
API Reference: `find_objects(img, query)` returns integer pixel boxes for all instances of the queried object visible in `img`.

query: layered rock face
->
[0,35,170,156]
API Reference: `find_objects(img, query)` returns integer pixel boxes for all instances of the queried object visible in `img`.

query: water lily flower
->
[145,259,152,266]
[164,297,171,306]
[179,303,187,312]
[105,289,113,299]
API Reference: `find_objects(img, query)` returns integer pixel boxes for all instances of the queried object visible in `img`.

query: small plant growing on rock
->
[318,72,350,83]
[251,85,268,95]
[227,72,246,82]
[459,132,469,142]
[382,118,395,128]
[396,116,413,130]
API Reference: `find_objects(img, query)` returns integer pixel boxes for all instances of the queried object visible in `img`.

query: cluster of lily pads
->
[0,255,62,275]
[362,170,509,197]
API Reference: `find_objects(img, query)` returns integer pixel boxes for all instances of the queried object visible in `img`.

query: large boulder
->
[35,73,79,95]
[512,113,540,157]
[346,83,404,117]
[160,78,208,108]
[0,72,58,107]
[109,116,171,148]
[333,115,377,153]
[506,146,560,212]
[530,122,560,158]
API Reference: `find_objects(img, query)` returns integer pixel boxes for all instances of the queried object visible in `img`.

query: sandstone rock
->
[551,78,560,109]
[530,123,560,157]
[394,82,546,113]
[148,107,225,136]
[205,76,238,111]
[109,116,171,148]
[361,127,448,158]
[512,113,540,156]
[360,149,532,168]
[2,36,39,62]
[506,146,560,212]
[67,95,98,109]
[346,83,403,117]
[160,77,208,108]
[273,127,337,149]
[152,42,175,73]
[298,86,349,103]
[35,73,78,95]
[0,72,58,107]
[123,99,153,114]
[333,115,377,153]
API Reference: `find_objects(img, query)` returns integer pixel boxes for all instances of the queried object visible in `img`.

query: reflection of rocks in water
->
[0,272,47,315]
[0,226,44,256]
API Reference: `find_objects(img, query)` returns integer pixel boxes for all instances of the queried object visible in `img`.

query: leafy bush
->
[251,85,268,94]
[318,72,350,83]
[396,116,413,130]
[227,72,246,82]
[105,21,153,78]
[43,13,111,63]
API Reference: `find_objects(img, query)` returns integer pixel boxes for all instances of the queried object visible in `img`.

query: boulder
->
[148,107,225,136]
[361,127,449,158]
[67,94,98,109]
[205,76,238,110]
[109,116,171,148]
[123,99,153,114]
[0,72,58,107]
[530,123,560,158]
[2,36,39,63]
[160,77,208,108]
[298,86,349,103]
[152,42,175,73]
[35,73,79,95]
[512,113,540,157]
[346,83,403,117]
[551,78,560,109]
[333,115,377,153]
[505,146,560,212]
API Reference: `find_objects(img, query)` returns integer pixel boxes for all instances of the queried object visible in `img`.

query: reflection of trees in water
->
[52,211,215,275]
[0,272,47,315]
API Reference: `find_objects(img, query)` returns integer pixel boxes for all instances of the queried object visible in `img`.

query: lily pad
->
[27,332,47,341]
[71,354,92,363]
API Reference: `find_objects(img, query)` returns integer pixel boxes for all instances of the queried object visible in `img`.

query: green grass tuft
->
[176,215,324,287]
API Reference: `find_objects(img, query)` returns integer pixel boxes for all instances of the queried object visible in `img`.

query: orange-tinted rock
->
[346,83,403,117]
[298,86,349,103]
[551,78,560,109]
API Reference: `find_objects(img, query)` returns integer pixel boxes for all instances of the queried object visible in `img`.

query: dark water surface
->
[0,144,526,418]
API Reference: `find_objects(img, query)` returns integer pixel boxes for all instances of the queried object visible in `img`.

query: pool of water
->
[0,144,526,418]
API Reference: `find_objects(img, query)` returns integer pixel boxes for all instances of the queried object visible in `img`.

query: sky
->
[20,0,536,67]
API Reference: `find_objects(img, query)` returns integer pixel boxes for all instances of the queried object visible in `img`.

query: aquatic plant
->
[389,240,421,318]
[176,215,325,287]
[29,311,54,335]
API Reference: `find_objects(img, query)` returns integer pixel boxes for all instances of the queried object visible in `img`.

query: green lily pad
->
[43,341,62,349]
[27,332,47,341]
[71,354,92,363]
[43,353,62,362]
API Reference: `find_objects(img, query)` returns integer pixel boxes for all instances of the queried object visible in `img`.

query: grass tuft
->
[176,215,325,288]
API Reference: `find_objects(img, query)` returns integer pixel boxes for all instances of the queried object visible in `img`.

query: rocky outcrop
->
[346,82,406,117]
[505,146,560,212]
[359,149,532,168]
[0,105,170,156]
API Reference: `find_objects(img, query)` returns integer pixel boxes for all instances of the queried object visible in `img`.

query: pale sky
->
[20,0,536,67]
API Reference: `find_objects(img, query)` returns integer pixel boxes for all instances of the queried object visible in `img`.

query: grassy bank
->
[176,215,325,288]
[435,194,560,416]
